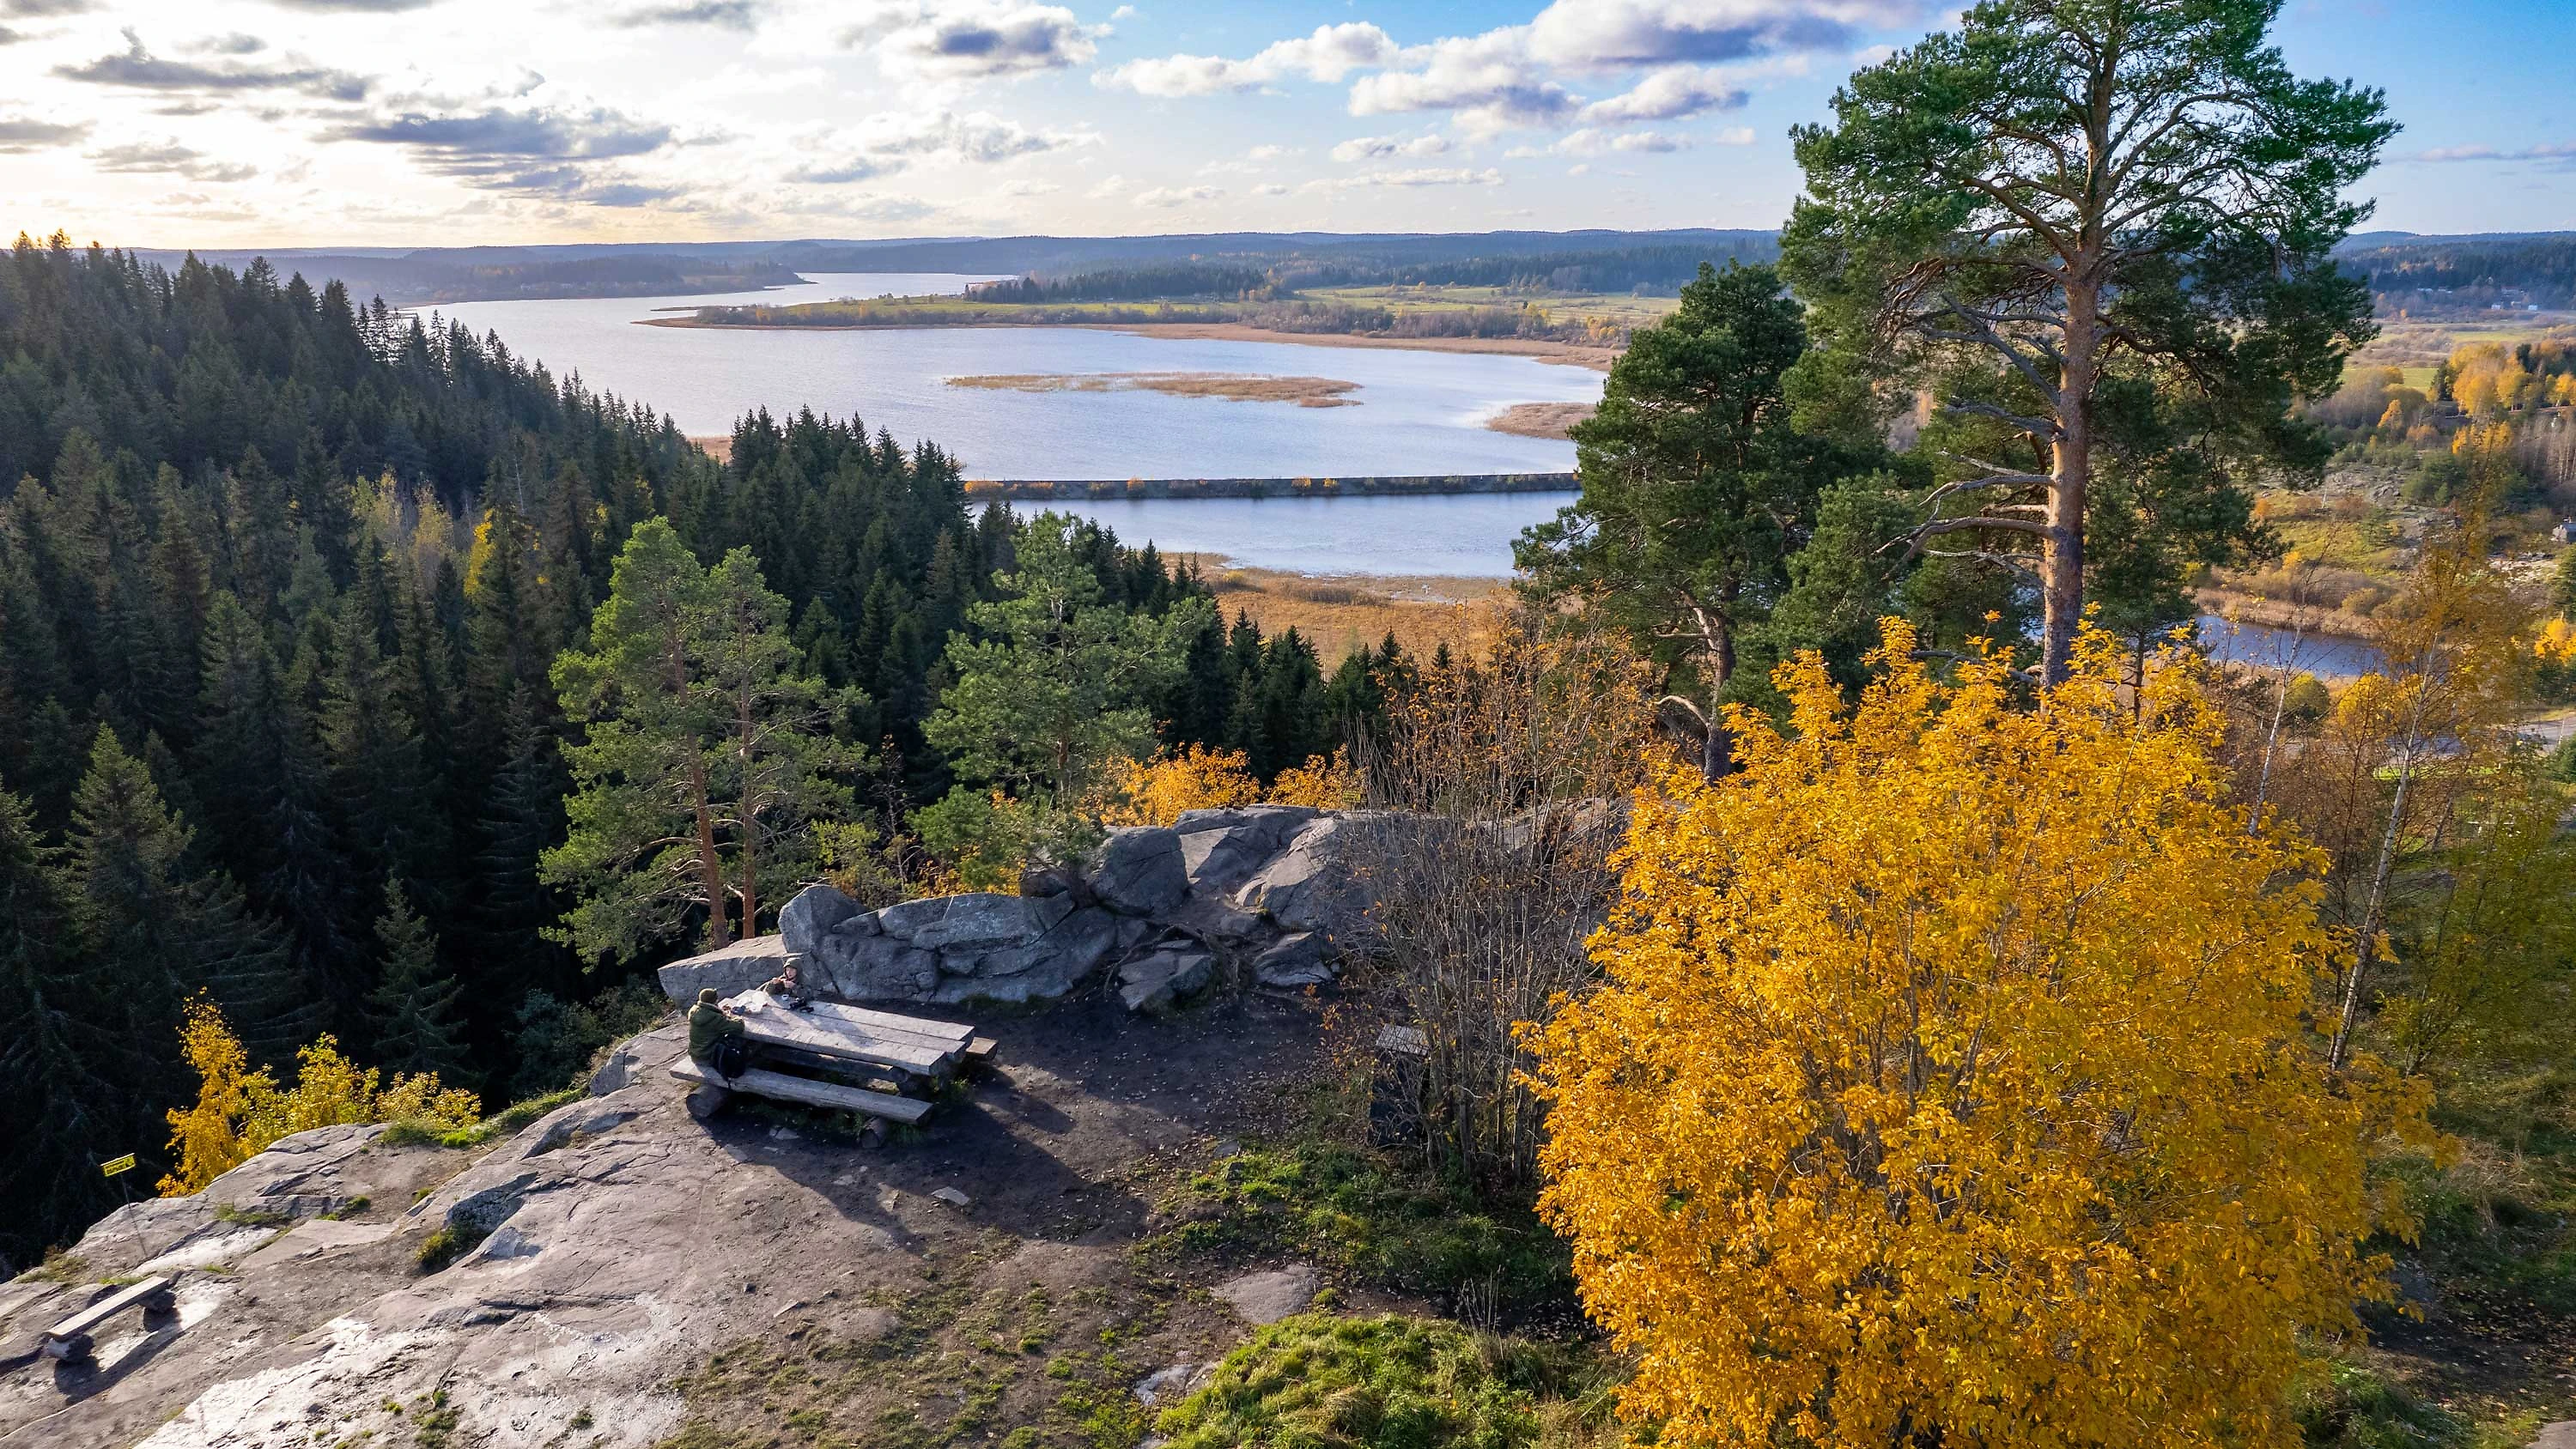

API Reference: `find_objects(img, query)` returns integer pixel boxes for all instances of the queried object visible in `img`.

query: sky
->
[0,0,2572,250]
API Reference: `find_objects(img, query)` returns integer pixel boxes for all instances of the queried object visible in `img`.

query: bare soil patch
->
[1485,402,1597,440]
[945,372,1362,408]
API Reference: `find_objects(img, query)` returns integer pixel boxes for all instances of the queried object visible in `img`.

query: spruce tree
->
[0,779,125,1265]
[366,878,470,1081]
[65,725,307,1071]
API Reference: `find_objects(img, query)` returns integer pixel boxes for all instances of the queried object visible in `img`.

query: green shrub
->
[1156,1313,1619,1449]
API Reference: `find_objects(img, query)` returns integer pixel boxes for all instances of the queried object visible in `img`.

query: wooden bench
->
[41,1276,175,1361]
[668,1058,933,1125]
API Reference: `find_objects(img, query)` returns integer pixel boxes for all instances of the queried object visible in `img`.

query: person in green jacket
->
[688,988,749,1079]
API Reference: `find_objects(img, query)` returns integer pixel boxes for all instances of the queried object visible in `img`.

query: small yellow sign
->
[100,1154,137,1178]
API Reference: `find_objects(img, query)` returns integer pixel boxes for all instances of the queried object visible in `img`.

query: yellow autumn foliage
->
[162,1000,481,1196]
[1533,621,2429,1449]
[1096,743,1364,827]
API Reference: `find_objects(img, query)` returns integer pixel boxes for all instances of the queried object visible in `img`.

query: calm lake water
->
[1008,492,1579,577]
[2196,616,2385,678]
[434,272,1598,482]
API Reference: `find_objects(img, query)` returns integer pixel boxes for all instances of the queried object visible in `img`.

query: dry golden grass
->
[1485,402,1597,439]
[944,372,1361,407]
[1191,556,1509,661]
[686,433,732,464]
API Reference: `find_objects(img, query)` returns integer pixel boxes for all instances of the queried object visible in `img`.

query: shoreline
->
[2194,588,2383,647]
[1084,322,1619,372]
[639,313,1619,371]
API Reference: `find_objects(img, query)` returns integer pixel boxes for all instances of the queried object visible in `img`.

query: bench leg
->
[858,1117,889,1149]
[40,1333,94,1364]
[686,1084,732,1121]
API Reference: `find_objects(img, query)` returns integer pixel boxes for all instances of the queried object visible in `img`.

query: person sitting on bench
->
[689,988,750,1081]
[759,959,812,1010]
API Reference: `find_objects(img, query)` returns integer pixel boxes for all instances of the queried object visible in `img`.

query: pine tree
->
[366,878,470,1080]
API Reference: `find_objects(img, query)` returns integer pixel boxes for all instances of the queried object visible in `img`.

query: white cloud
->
[787,108,1091,182]
[1508,127,1692,157]
[1527,0,1923,70]
[841,0,1101,81]
[1245,143,1298,161]
[1330,133,1451,162]
[1346,29,1577,136]
[1309,166,1504,191]
[1095,21,1398,96]
[1085,171,1127,197]
[1000,177,1058,195]
[1712,124,1754,144]
[1252,181,1287,196]
[2414,141,2576,166]
[1135,182,1221,206]
[1578,65,1747,122]
[787,155,900,184]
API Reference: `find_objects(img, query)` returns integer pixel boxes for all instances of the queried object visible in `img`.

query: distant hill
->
[2333,233,2576,311]
[118,230,1782,306]
[115,228,2576,311]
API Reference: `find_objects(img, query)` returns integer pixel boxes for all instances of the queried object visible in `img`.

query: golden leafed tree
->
[1534,621,2427,1449]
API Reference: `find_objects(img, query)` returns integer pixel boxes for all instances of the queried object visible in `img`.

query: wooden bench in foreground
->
[669,1057,934,1133]
[42,1275,175,1361]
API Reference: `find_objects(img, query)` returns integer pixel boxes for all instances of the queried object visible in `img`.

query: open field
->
[1485,401,1598,438]
[2348,314,2574,384]
[1304,282,1679,331]
[945,371,1361,407]
[1191,557,1510,661]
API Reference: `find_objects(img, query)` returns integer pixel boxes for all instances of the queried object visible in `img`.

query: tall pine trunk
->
[2043,277,2099,687]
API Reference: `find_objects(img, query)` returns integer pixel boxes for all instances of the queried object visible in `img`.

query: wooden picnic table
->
[675,992,996,1142]
[719,990,994,1095]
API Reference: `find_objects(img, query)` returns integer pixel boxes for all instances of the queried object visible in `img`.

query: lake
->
[435,273,1599,482]
[1007,492,1577,577]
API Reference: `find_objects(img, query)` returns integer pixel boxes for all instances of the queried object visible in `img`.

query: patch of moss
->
[1154,1140,1576,1325]
[416,1223,489,1274]
[1154,1313,1625,1449]
[387,1087,591,1151]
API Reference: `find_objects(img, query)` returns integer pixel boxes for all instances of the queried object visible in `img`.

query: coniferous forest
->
[0,233,1387,1263]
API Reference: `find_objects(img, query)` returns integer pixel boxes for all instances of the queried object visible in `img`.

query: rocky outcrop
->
[653,933,792,1003]
[668,806,1382,1016]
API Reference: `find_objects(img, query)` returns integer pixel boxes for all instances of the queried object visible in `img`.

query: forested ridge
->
[0,233,1386,1263]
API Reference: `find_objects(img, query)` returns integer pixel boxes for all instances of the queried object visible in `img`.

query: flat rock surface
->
[1213,1264,1321,1325]
[1,991,1324,1448]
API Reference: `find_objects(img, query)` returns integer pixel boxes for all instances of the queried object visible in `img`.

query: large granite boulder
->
[663,805,1413,1014]
[1091,827,1189,915]
[1174,806,1318,895]
[762,884,1128,1006]
[1234,815,1373,939]
[655,934,793,1003]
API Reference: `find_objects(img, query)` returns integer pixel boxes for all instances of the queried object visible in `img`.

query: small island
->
[945,372,1360,408]
[1483,401,1597,439]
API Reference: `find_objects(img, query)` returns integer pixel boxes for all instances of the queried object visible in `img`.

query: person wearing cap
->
[688,987,750,1079]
